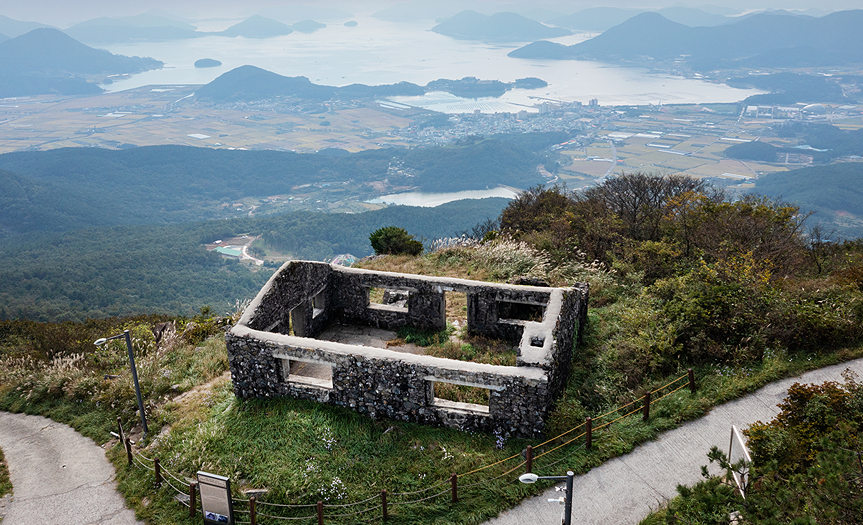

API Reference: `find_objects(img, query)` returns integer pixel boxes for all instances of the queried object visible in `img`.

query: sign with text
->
[197,471,234,525]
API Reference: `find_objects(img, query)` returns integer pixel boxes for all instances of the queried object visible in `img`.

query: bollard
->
[689,368,696,394]
[643,391,651,422]
[317,500,324,525]
[451,473,458,503]
[154,458,161,488]
[525,445,533,474]
[250,496,257,525]
[586,417,592,451]
[125,437,132,466]
[189,482,197,518]
[381,489,388,521]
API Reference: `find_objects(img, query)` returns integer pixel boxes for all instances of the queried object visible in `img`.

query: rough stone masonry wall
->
[227,261,588,438]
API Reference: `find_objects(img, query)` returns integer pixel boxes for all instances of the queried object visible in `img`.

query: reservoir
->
[101,16,762,110]
[367,188,518,207]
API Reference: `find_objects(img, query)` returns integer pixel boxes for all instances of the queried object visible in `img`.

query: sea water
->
[101,16,762,111]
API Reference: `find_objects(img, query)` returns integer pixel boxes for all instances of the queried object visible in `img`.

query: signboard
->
[197,471,234,525]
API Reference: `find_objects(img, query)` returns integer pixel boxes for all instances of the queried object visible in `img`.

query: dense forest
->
[0,199,507,322]
[755,163,863,238]
[0,135,562,239]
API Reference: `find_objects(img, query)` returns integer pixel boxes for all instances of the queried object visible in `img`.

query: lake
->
[101,16,762,111]
[367,188,518,207]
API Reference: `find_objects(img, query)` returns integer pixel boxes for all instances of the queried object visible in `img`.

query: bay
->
[101,16,762,111]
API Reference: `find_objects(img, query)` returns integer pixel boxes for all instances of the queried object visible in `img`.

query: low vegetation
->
[1,173,862,524]
[0,445,11,501]
[642,372,863,524]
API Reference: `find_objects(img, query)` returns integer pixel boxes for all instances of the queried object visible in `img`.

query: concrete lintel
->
[273,353,334,366]
[423,375,507,391]
[231,325,547,380]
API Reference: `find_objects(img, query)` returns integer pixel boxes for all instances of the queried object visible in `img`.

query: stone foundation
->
[227,261,588,437]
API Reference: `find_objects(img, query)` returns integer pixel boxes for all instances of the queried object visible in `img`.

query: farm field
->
[0,86,414,154]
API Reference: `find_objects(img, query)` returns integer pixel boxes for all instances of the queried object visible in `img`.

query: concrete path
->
[0,412,142,525]
[484,358,863,525]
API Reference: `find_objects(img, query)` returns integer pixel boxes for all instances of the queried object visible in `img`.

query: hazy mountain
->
[373,1,484,22]
[552,6,730,32]
[291,20,326,33]
[195,66,546,103]
[509,10,863,68]
[218,15,293,38]
[0,15,55,38]
[0,28,162,97]
[64,13,200,42]
[432,10,571,42]
[257,5,352,23]
[0,33,7,43]
[551,7,641,32]
[0,28,162,75]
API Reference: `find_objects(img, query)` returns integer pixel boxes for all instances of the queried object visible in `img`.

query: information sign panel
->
[197,471,234,525]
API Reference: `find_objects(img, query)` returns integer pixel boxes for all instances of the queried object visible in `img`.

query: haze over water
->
[102,16,762,111]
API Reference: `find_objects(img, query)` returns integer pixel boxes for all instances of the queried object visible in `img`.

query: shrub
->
[369,226,423,256]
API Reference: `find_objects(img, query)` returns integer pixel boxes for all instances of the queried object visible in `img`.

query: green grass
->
[0,446,11,500]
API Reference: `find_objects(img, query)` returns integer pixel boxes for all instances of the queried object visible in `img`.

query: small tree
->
[369,226,423,256]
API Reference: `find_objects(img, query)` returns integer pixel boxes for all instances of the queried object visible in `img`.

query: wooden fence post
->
[643,391,651,422]
[317,500,324,525]
[688,369,696,394]
[586,417,592,451]
[154,458,161,488]
[381,489,388,521]
[525,445,533,474]
[125,437,132,466]
[117,417,123,441]
[189,482,197,518]
[451,473,458,503]
[249,496,257,525]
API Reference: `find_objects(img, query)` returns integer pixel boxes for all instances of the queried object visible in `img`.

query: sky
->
[5,0,861,28]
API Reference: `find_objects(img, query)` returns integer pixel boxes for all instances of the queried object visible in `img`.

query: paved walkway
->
[0,412,142,525]
[484,358,863,525]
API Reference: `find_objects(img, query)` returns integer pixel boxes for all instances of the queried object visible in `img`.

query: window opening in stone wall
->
[497,301,545,322]
[312,289,326,318]
[431,381,490,414]
[282,358,333,389]
[445,291,468,333]
[368,287,409,312]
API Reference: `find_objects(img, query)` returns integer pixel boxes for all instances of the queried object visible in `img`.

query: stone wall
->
[226,261,588,438]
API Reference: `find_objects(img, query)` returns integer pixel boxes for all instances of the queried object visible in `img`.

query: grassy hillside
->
[1,173,862,524]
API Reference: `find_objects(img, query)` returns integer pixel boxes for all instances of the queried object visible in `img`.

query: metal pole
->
[563,471,574,525]
[124,330,148,436]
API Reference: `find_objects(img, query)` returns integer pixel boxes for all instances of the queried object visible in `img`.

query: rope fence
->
[115,369,697,523]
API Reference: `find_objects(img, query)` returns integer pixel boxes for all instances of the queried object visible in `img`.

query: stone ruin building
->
[226,261,589,438]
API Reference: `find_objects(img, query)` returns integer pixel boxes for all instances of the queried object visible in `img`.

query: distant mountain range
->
[0,28,162,97]
[509,10,863,69]
[196,65,547,103]
[432,10,571,41]
[551,6,733,32]
[0,14,55,38]
[65,13,200,42]
[218,15,293,38]
[61,14,329,42]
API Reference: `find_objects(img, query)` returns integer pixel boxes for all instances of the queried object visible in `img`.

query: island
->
[344,21,358,27]
[194,58,222,68]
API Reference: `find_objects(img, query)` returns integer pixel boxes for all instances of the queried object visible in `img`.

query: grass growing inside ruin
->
[389,325,518,367]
